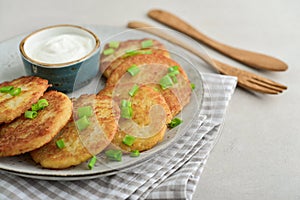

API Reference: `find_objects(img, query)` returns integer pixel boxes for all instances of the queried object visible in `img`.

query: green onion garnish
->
[127,65,140,76]
[142,50,152,54]
[126,49,138,54]
[122,49,152,58]
[190,83,195,90]
[56,139,65,149]
[75,115,90,131]
[103,48,115,55]
[77,106,93,118]
[122,49,140,57]
[31,103,40,111]
[31,99,49,111]
[159,66,181,90]
[159,74,174,90]
[141,39,153,48]
[105,149,122,161]
[171,75,178,84]
[168,66,179,73]
[0,86,14,93]
[24,110,38,119]
[128,84,139,97]
[168,66,180,82]
[130,150,140,157]
[109,41,120,49]
[88,156,97,170]
[168,118,183,128]
[168,66,180,76]
[122,135,136,146]
[9,87,21,96]
[168,71,180,77]
[120,99,133,119]
[37,99,49,109]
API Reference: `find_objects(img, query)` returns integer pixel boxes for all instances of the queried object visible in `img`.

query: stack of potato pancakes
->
[0,38,192,169]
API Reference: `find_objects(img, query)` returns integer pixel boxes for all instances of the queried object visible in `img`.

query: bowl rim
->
[19,24,101,68]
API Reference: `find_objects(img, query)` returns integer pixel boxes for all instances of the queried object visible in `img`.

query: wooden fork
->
[127,21,287,94]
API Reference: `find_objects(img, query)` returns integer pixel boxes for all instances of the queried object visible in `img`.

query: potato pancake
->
[0,76,49,124]
[0,90,72,157]
[100,38,170,78]
[30,88,120,169]
[111,85,172,152]
[106,54,192,116]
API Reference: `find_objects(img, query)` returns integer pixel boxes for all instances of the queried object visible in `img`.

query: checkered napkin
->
[0,73,237,200]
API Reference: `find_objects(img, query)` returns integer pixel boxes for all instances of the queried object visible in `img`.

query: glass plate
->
[0,25,210,180]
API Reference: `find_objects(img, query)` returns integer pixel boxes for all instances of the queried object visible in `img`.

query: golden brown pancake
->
[106,54,192,116]
[111,85,172,152]
[30,88,120,169]
[100,38,170,78]
[0,76,49,124]
[0,91,72,157]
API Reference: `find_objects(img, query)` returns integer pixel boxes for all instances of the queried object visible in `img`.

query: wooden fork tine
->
[249,78,284,93]
[240,81,281,94]
[251,77,287,89]
[213,59,286,94]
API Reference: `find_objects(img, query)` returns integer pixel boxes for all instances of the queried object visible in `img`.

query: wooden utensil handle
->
[127,21,214,67]
[148,9,288,71]
[127,21,229,75]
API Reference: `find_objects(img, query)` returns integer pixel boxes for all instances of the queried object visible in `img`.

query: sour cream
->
[29,33,94,64]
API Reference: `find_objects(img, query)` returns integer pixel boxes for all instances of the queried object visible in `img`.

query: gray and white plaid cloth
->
[0,73,237,200]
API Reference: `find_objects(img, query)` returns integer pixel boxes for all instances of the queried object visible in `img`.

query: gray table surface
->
[1,0,299,199]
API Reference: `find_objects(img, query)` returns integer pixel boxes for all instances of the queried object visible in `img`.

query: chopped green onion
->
[121,99,130,107]
[88,156,97,170]
[0,86,14,93]
[122,135,136,146]
[31,99,49,111]
[122,49,152,58]
[24,110,37,119]
[120,100,133,119]
[168,70,180,77]
[142,50,152,54]
[126,49,138,54]
[167,66,180,84]
[105,149,122,161]
[109,41,120,49]
[130,150,140,157]
[26,99,49,119]
[168,66,179,73]
[31,103,40,111]
[75,115,90,131]
[37,99,49,109]
[103,48,115,55]
[170,75,178,84]
[168,118,183,128]
[77,106,93,118]
[190,83,195,90]
[168,66,180,79]
[159,74,174,90]
[123,49,139,57]
[159,66,181,90]
[56,139,65,149]
[127,65,140,76]
[9,87,21,96]
[141,39,153,48]
[128,84,139,97]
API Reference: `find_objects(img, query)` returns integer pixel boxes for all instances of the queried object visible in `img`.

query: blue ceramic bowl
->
[19,24,101,93]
